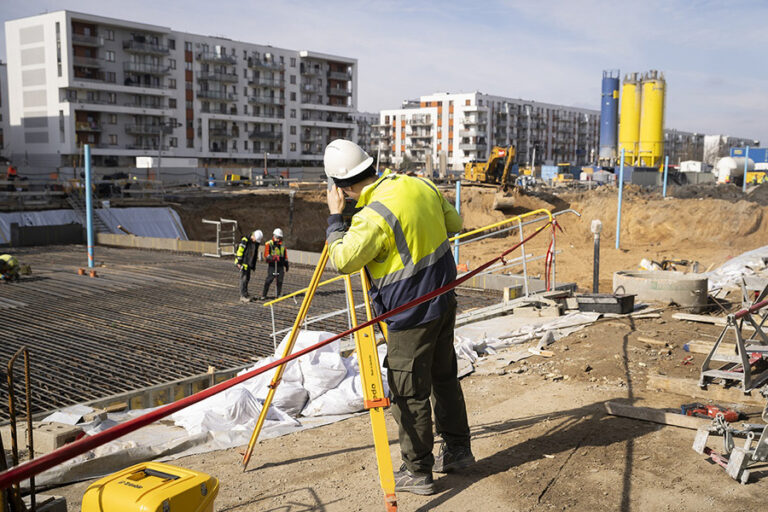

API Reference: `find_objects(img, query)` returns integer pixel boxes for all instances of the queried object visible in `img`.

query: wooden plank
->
[673,313,726,325]
[684,339,736,355]
[604,401,711,430]
[637,336,670,347]
[646,373,765,406]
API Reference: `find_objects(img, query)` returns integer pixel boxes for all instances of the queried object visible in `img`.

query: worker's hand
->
[327,185,346,215]
[237,264,242,270]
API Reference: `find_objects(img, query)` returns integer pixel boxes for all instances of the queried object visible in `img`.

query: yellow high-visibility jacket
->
[326,171,461,330]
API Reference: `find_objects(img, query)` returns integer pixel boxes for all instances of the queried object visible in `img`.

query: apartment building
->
[0,62,8,159]
[5,10,358,167]
[375,92,600,172]
[352,111,378,155]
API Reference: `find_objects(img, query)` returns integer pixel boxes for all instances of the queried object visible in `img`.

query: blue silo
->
[599,69,620,163]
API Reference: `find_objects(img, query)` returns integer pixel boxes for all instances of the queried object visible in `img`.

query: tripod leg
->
[242,244,330,470]
[345,273,397,511]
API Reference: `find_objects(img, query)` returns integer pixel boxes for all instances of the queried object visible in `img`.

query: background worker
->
[235,229,263,302]
[0,254,20,282]
[324,139,473,496]
[261,228,289,299]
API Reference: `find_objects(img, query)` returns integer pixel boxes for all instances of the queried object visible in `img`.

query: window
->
[186,100,193,109]
[168,78,176,89]
[244,140,249,150]
[108,93,116,104]
[109,114,117,124]
[106,71,116,83]
[290,57,296,67]
[106,50,115,62]
[290,126,296,135]
[169,59,176,69]
[185,81,192,90]
[185,61,192,71]
[290,92,296,101]
[187,139,194,148]
[290,109,296,118]
[184,41,192,51]
[169,98,177,108]
[109,134,118,145]
[168,39,175,50]
[279,56,284,64]
[290,142,296,151]
[290,75,296,85]
[106,29,114,41]
[465,99,470,106]
[243,49,247,59]
[243,87,247,96]
[169,137,178,147]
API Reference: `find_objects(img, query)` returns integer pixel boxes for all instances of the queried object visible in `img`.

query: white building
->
[0,61,9,160]
[4,10,359,168]
[703,134,760,166]
[352,111,378,155]
[375,92,600,171]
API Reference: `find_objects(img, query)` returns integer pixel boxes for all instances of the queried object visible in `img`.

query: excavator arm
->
[498,146,516,186]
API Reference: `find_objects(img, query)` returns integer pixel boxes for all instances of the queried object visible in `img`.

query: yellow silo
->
[618,73,641,165]
[638,70,665,168]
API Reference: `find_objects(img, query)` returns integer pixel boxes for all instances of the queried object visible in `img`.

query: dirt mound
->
[670,183,745,201]
[492,187,568,215]
[746,183,768,206]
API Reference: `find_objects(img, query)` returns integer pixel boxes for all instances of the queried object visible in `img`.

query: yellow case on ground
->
[81,462,219,512]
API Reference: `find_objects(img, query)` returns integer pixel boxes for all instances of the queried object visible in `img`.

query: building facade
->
[352,111,378,155]
[374,92,600,171]
[5,11,358,167]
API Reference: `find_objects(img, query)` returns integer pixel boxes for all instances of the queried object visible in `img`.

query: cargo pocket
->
[386,355,416,399]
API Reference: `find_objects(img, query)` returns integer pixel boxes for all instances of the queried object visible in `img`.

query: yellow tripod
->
[242,245,398,511]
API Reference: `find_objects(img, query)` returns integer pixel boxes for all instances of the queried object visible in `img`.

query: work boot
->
[239,296,251,303]
[433,443,475,473]
[393,464,435,495]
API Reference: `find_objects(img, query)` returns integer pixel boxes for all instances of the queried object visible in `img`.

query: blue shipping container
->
[731,147,768,163]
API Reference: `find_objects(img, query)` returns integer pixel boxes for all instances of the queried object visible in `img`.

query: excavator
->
[464,146,516,186]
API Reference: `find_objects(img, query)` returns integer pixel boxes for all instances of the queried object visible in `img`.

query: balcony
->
[409,132,432,139]
[125,124,163,135]
[209,127,233,137]
[199,71,239,83]
[410,115,431,126]
[301,134,323,143]
[197,90,238,102]
[248,58,284,71]
[328,70,351,81]
[123,100,165,110]
[73,56,102,68]
[75,121,102,132]
[328,87,351,97]
[123,62,170,75]
[64,95,112,105]
[248,95,285,106]
[72,33,104,47]
[198,51,237,65]
[123,40,170,55]
[301,66,321,77]
[249,131,282,140]
[459,129,486,137]
[459,142,487,151]
[463,116,486,126]
[371,132,391,140]
[249,77,285,88]
[127,144,168,151]
[300,84,318,93]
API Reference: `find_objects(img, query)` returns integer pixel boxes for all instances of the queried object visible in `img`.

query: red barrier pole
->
[0,220,552,489]
[733,298,768,320]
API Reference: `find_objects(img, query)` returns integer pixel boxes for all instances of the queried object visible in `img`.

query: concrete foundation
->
[613,270,708,312]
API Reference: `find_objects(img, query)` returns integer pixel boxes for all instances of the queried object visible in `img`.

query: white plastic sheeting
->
[0,207,187,242]
[707,244,768,292]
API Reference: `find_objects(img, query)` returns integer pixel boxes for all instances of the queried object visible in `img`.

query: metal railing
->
[261,208,575,344]
[72,33,103,46]
[123,40,170,54]
[328,87,351,96]
[198,51,237,64]
[123,62,170,74]
[125,124,163,135]
[199,71,239,82]
[73,56,102,68]
[75,122,102,132]
[197,90,238,101]
[248,58,284,71]
[328,70,351,81]
[248,95,285,105]
[250,77,285,87]
[249,131,282,140]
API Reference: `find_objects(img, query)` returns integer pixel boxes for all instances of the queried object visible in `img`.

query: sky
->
[2,0,767,144]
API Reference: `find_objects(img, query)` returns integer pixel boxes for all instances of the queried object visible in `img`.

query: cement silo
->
[638,70,666,168]
[599,70,620,164]
[618,73,641,165]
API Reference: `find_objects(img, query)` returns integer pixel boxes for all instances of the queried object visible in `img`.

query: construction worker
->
[0,254,20,282]
[235,230,263,302]
[261,228,289,299]
[324,139,473,496]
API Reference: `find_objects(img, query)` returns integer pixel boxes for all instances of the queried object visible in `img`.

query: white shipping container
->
[679,160,711,173]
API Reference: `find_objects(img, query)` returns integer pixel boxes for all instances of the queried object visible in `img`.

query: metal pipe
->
[734,298,768,320]
[24,350,34,512]
[616,148,625,250]
[6,348,26,509]
[662,155,669,198]
[84,144,95,268]
[518,218,529,296]
[592,220,602,293]
[455,208,580,247]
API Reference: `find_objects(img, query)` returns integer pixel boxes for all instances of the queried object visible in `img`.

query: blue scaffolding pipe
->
[84,144,95,268]
[616,148,625,250]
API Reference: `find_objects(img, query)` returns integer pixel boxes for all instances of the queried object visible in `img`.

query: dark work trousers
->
[262,263,284,298]
[239,268,252,298]
[385,295,470,474]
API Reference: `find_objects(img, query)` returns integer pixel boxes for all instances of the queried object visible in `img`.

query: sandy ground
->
[46,184,768,510]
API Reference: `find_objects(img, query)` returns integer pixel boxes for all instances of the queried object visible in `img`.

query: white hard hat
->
[323,139,373,182]
[251,230,263,242]
[273,228,283,238]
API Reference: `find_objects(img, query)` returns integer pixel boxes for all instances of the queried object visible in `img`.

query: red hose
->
[0,219,553,490]
[733,298,768,320]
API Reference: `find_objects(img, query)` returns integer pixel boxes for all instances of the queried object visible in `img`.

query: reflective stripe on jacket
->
[326,171,462,330]
[264,240,287,264]
[235,237,258,269]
